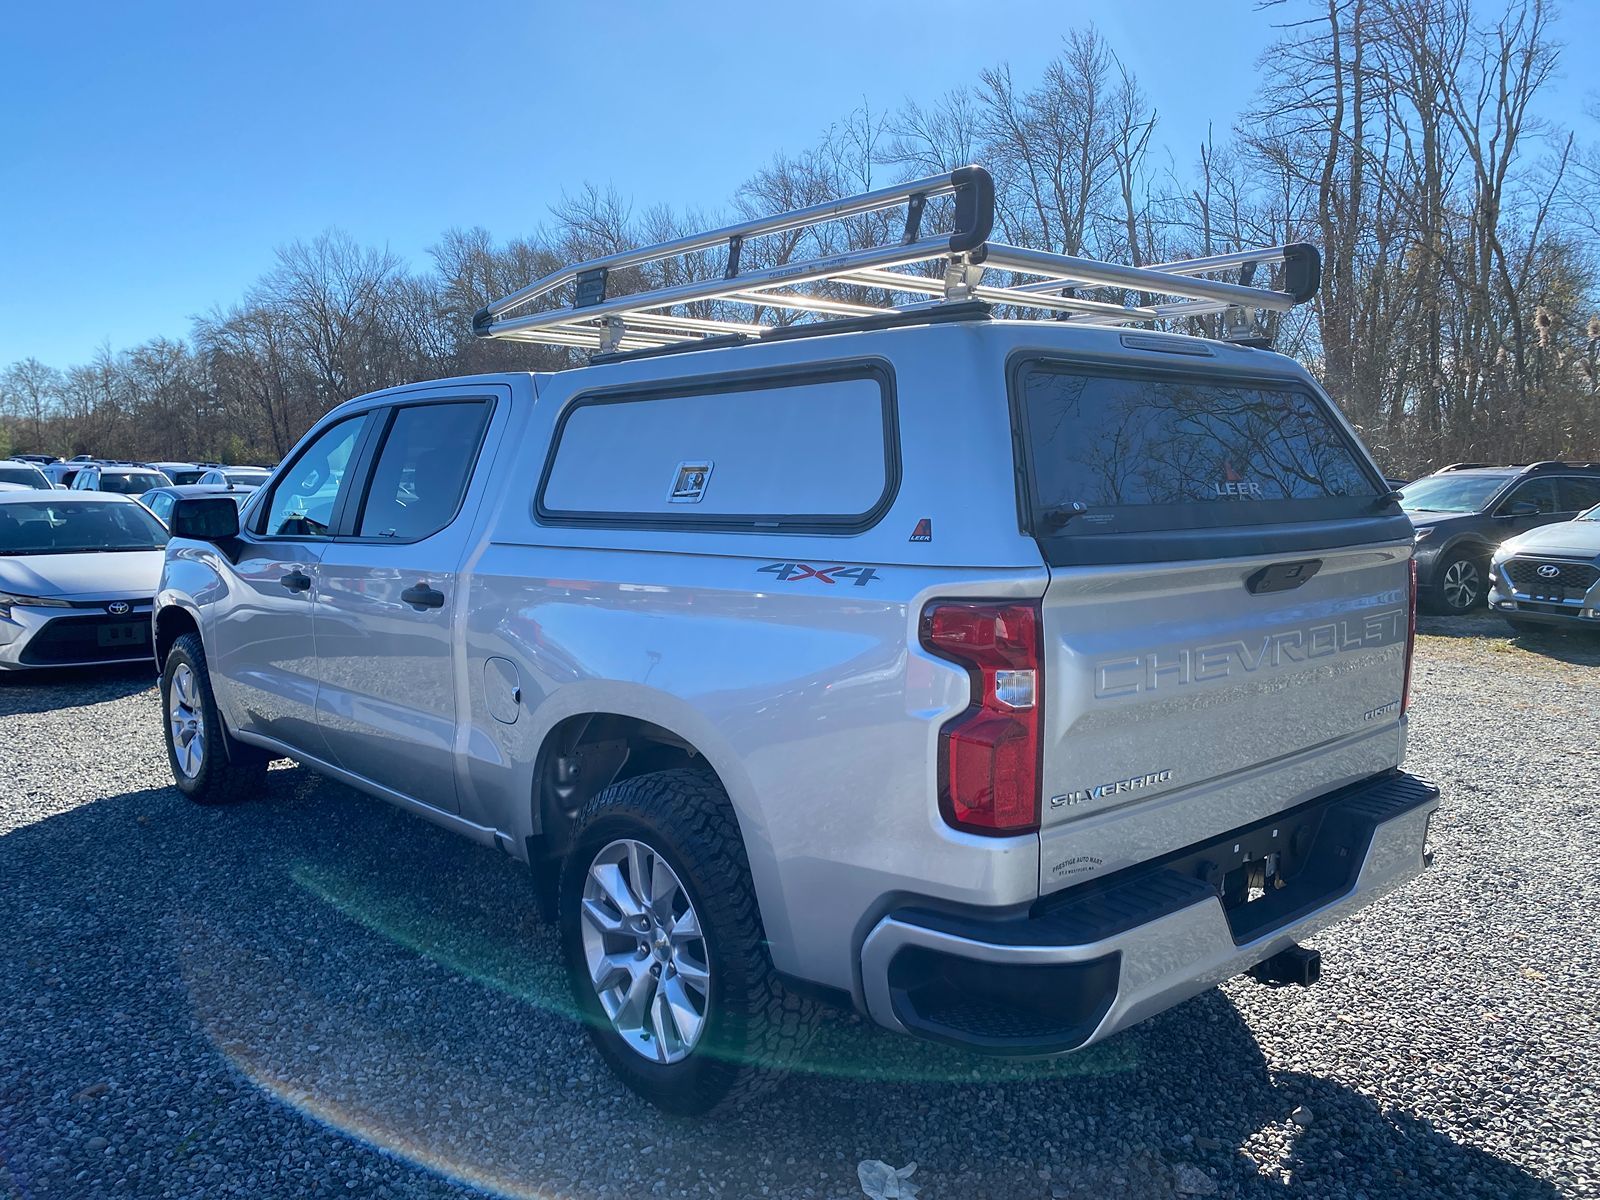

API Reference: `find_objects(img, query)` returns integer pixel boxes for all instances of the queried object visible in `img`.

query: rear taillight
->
[1401,558,1418,715]
[919,601,1042,836]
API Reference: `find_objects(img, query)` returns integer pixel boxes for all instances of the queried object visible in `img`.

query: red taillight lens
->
[919,601,1042,836]
[1401,558,1418,715]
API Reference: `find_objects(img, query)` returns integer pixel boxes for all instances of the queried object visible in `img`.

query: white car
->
[0,493,168,669]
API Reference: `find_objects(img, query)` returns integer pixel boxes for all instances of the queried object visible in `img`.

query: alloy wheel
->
[1443,559,1481,610]
[579,838,711,1064]
[167,662,205,778]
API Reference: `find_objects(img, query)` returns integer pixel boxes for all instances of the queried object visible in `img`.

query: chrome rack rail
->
[473,165,1320,355]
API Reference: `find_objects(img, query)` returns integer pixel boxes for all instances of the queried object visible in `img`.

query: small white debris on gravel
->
[857,1158,918,1198]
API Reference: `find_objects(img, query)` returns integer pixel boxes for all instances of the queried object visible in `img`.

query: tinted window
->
[0,465,48,488]
[166,469,207,485]
[96,471,167,495]
[1013,364,1377,534]
[1400,473,1511,514]
[146,493,175,523]
[1500,478,1560,515]
[356,402,490,540]
[225,470,268,487]
[1559,477,1600,513]
[260,416,366,537]
[0,500,169,555]
[541,366,894,528]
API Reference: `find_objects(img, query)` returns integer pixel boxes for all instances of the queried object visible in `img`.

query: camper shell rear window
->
[1009,357,1393,563]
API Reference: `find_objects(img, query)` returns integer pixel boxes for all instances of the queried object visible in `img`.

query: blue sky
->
[2,1,1595,367]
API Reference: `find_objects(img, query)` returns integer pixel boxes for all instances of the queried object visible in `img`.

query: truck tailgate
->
[1036,540,1412,894]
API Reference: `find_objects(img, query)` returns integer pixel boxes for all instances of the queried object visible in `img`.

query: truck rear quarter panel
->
[460,330,1048,994]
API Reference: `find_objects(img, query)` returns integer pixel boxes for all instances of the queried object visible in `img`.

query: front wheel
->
[1430,552,1487,613]
[559,769,816,1114]
[161,633,266,805]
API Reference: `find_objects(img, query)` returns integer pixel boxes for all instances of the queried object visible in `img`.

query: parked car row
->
[4,455,272,492]
[1400,459,1600,634]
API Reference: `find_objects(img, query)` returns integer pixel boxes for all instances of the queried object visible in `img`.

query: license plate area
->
[97,622,147,648]
[1153,801,1368,943]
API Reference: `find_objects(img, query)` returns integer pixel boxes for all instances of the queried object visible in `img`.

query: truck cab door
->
[207,412,375,751]
[311,393,499,814]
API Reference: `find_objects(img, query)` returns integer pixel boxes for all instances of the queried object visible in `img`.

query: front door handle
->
[279,570,312,593]
[401,582,445,611]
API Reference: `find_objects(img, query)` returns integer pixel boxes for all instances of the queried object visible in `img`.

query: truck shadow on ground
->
[0,760,1562,1199]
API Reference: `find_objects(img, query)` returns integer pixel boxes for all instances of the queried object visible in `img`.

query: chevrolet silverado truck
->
[152,167,1438,1113]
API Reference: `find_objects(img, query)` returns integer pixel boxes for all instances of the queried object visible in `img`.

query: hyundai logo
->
[106,601,131,616]
[1537,564,1562,579]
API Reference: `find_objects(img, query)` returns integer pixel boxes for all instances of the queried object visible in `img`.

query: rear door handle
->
[401,582,445,611]
[279,570,312,593]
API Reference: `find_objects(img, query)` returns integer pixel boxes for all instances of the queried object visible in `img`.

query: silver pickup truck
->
[153,168,1437,1113]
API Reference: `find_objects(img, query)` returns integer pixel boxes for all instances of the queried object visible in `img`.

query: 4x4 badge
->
[757,563,879,587]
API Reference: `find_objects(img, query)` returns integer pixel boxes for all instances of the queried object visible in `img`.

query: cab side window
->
[354,401,491,541]
[1499,478,1560,515]
[1559,477,1600,513]
[258,416,366,538]
[147,493,174,524]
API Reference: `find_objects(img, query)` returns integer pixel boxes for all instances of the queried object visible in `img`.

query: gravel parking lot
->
[1,618,1596,1200]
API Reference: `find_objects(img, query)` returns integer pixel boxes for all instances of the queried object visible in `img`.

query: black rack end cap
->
[948,165,995,255]
[471,307,494,336]
[1283,243,1322,304]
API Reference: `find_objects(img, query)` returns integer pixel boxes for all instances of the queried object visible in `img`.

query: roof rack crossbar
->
[474,164,1320,356]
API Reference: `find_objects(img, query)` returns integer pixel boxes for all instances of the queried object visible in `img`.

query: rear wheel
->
[1431,552,1486,613]
[559,768,816,1114]
[161,633,266,805]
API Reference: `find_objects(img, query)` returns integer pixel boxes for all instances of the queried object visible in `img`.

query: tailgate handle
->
[1246,559,1322,594]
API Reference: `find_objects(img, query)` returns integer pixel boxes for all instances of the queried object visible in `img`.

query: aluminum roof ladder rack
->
[473,165,1321,357]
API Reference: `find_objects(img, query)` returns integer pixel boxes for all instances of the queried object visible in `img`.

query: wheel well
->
[531,713,722,863]
[154,606,199,668]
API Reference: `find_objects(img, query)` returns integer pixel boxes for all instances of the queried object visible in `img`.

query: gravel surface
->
[1,619,1595,1199]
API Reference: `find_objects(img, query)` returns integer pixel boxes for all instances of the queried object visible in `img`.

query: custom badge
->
[668,461,713,503]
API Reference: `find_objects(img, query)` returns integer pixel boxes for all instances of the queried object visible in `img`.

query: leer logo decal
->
[757,563,879,586]
[1213,459,1263,499]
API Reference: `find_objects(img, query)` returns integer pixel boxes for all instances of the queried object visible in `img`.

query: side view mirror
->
[171,496,241,540]
[1501,499,1540,517]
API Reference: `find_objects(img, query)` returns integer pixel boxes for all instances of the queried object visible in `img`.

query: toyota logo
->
[1537,564,1562,579]
[106,601,131,615]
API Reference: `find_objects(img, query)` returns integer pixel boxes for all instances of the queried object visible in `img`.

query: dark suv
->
[1401,461,1600,612]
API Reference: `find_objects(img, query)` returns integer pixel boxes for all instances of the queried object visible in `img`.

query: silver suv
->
[153,169,1437,1113]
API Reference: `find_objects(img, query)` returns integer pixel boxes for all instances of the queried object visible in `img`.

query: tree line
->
[2,0,1595,477]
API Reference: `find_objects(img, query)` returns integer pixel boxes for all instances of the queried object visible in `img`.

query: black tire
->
[558,768,816,1114]
[160,633,267,805]
[1426,551,1488,614]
